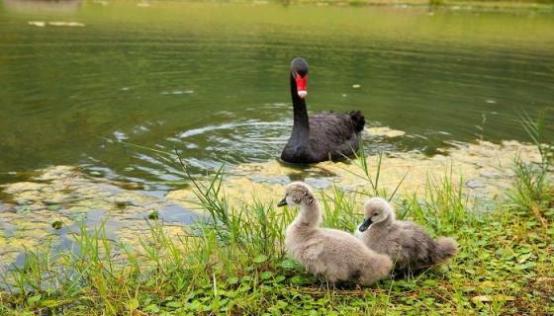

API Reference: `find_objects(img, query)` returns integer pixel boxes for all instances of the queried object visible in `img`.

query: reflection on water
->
[0,1,553,188]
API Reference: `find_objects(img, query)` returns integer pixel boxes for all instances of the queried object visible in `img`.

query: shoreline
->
[0,120,551,314]
[0,137,544,268]
[0,144,552,314]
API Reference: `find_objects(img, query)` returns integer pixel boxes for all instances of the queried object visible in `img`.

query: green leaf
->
[238,285,252,293]
[189,300,204,311]
[465,268,476,275]
[516,262,536,271]
[290,275,310,285]
[253,255,268,264]
[27,294,41,305]
[394,280,416,290]
[166,300,183,308]
[227,276,239,285]
[261,271,273,280]
[217,298,229,309]
[144,304,160,313]
[220,290,237,298]
[422,279,438,287]
[280,259,298,270]
[40,299,65,308]
[517,253,533,263]
[127,298,139,311]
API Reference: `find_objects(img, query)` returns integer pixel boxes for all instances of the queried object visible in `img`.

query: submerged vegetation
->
[0,115,552,315]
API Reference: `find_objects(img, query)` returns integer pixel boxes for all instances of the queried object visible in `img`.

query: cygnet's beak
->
[277,197,288,207]
[358,217,373,232]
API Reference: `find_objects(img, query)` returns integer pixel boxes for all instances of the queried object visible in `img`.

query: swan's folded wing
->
[308,113,360,156]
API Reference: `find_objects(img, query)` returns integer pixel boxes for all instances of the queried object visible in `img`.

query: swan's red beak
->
[295,73,308,99]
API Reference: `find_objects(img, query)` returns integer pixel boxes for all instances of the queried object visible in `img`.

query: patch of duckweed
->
[0,166,199,268]
[167,140,542,210]
[365,126,406,138]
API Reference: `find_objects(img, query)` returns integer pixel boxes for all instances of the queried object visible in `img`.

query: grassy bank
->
[0,119,552,315]
[1,166,552,315]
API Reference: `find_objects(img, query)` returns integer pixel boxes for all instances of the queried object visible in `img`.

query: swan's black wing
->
[308,111,364,161]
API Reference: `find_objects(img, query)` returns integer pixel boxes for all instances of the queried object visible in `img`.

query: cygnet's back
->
[357,197,458,275]
[287,226,392,285]
[279,182,392,285]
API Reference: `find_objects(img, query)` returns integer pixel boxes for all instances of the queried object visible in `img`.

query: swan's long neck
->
[290,73,309,143]
[293,199,322,229]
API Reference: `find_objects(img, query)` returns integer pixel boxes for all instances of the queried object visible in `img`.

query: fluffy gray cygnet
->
[278,182,392,286]
[355,197,458,275]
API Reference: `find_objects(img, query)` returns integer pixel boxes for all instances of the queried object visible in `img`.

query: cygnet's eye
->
[373,213,378,216]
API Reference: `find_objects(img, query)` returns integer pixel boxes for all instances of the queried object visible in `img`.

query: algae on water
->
[0,136,544,267]
[167,139,542,209]
[0,166,198,267]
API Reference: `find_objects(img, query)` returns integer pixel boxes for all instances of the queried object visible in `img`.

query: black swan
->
[280,57,366,164]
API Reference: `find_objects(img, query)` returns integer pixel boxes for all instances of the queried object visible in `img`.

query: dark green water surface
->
[1,1,553,189]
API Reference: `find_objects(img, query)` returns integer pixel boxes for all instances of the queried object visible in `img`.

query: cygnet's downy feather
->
[279,182,392,286]
[356,197,458,275]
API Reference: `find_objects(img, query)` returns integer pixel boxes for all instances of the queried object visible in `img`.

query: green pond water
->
[1,0,553,189]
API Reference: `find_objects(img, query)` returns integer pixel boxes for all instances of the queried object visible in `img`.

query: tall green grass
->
[400,168,476,235]
[509,110,553,226]
[342,147,407,201]
[0,158,477,314]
